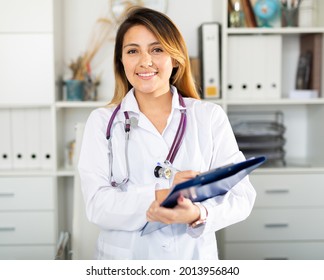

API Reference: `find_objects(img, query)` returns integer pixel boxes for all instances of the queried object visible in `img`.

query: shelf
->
[55,101,108,108]
[0,169,55,177]
[226,27,324,35]
[0,103,53,109]
[256,162,324,174]
[256,167,324,174]
[226,98,324,106]
[56,167,76,177]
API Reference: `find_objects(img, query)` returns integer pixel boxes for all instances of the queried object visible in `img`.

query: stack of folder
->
[0,108,53,170]
[230,111,286,166]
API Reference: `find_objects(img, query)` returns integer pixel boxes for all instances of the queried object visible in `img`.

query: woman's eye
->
[127,49,137,54]
[152,48,163,53]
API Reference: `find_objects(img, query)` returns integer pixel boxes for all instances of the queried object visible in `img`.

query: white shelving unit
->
[0,0,62,259]
[219,0,324,260]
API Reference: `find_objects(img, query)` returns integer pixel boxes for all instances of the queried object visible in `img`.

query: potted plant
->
[65,17,113,101]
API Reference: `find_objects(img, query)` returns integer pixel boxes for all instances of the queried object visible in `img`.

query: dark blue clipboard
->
[141,156,266,236]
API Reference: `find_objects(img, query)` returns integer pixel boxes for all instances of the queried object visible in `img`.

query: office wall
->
[62,0,221,101]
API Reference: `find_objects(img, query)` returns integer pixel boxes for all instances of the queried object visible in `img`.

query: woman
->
[78,7,256,259]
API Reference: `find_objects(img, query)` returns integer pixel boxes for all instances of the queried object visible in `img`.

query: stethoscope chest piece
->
[154,164,173,179]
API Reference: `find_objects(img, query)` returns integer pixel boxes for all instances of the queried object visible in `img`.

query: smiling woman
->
[78,6,256,260]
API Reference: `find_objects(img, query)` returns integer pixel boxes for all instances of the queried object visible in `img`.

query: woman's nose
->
[140,53,153,68]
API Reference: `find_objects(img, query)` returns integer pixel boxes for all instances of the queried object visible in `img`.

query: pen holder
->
[281,6,299,27]
[65,79,85,101]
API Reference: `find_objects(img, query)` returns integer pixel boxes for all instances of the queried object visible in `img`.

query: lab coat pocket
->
[100,243,133,260]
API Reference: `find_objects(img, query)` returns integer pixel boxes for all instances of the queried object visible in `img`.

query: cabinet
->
[223,172,324,259]
[0,177,56,259]
[0,0,61,259]
[219,0,324,259]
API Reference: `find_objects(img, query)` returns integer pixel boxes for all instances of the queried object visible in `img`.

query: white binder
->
[11,109,28,169]
[199,22,221,99]
[0,109,12,169]
[25,109,41,169]
[39,108,53,169]
[264,35,282,98]
[227,35,240,97]
[227,35,281,100]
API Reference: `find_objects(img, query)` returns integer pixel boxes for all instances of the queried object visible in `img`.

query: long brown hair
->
[110,6,200,105]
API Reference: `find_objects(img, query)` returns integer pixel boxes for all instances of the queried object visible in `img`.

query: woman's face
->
[121,24,176,97]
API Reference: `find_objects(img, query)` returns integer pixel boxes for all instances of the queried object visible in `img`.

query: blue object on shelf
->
[65,79,85,101]
[254,0,280,27]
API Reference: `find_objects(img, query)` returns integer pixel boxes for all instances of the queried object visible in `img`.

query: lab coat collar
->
[120,86,186,115]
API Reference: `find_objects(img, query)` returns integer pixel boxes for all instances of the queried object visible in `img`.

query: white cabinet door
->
[0,34,54,104]
[0,212,55,245]
[225,208,324,242]
[0,177,55,211]
[0,0,53,32]
[251,174,324,207]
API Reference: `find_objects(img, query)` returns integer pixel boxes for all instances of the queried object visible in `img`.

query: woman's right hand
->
[172,170,199,187]
[155,170,199,204]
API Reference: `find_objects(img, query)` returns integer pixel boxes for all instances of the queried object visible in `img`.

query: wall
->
[62,0,221,101]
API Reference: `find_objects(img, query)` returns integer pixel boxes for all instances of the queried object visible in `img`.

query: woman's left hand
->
[146,195,200,225]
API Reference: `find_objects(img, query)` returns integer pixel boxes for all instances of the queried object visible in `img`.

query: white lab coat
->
[78,86,256,259]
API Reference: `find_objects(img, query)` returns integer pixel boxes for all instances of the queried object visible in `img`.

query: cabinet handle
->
[0,227,15,232]
[264,257,288,260]
[0,193,15,197]
[264,223,289,228]
[265,189,289,194]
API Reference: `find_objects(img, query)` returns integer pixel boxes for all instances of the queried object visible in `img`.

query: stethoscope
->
[106,94,187,187]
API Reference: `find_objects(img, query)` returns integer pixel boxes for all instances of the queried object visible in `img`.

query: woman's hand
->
[146,195,200,225]
[154,170,199,204]
[172,170,199,187]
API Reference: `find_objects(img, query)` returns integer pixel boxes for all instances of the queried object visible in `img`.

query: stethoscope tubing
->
[167,109,186,164]
[106,93,187,186]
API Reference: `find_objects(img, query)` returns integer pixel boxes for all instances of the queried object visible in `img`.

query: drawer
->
[0,245,55,260]
[224,208,324,242]
[250,174,324,207]
[0,211,55,245]
[0,177,55,210]
[224,242,324,260]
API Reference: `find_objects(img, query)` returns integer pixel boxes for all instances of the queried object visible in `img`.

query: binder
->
[264,35,282,98]
[199,22,221,99]
[0,109,12,169]
[227,35,240,97]
[141,156,266,235]
[11,109,28,169]
[227,35,281,100]
[39,108,54,169]
[25,109,41,169]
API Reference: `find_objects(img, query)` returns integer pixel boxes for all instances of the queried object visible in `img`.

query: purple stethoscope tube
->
[106,94,187,187]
